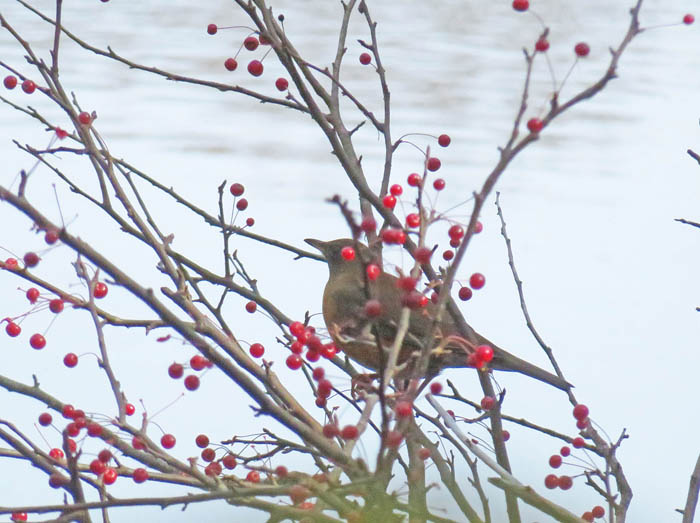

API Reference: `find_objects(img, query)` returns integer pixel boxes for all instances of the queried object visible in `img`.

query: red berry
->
[366,263,380,280]
[190,354,207,370]
[448,224,464,240]
[576,418,589,429]
[429,382,443,395]
[502,430,510,441]
[359,53,371,65]
[591,506,605,518]
[6,322,21,337]
[443,250,454,261]
[474,221,483,234]
[475,344,493,363]
[26,287,40,303]
[426,157,441,172]
[230,183,245,196]
[207,24,218,35]
[49,299,64,313]
[201,447,216,461]
[132,436,146,450]
[407,173,421,187]
[184,374,200,390]
[30,333,46,349]
[66,422,80,437]
[360,216,376,232]
[572,437,585,448]
[275,77,289,91]
[385,430,404,448]
[289,321,305,337]
[23,252,40,267]
[582,513,594,522]
[4,258,19,270]
[87,422,103,436]
[98,449,112,463]
[390,184,403,196]
[161,434,176,449]
[243,36,259,51]
[245,301,257,313]
[49,448,64,460]
[236,198,248,210]
[512,0,529,11]
[133,468,149,483]
[93,282,108,298]
[558,475,573,490]
[245,217,255,227]
[317,378,333,398]
[469,273,485,289]
[312,367,325,381]
[341,246,355,260]
[38,412,52,426]
[322,424,339,438]
[535,38,550,52]
[45,229,59,244]
[286,354,303,370]
[246,470,261,483]
[418,447,431,460]
[61,404,75,419]
[406,213,420,228]
[480,396,495,410]
[340,425,359,440]
[205,462,223,476]
[381,228,406,245]
[397,276,417,292]
[560,446,571,457]
[55,128,68,139]
[168,362,184,379]
[433,178,445,191]
[382,194,397,209]
[63,353,78,367]
[78,111,92,125]
[290,341,303,354]
[247,60,264,76]
[102,467,118,485]
[544,474,559,489]
[683,14,695,24]
[10,513,27,522]
[549,454,562,468]
[414,246,432,264]
[527,118,543,133]
[21,79,36,94]
[458,287,472,301]
[573,404,589,420]
[437,134,451,147]
[90,459,107,475]
[222,454,237,469]
[195,434,210,448]
[224,58,238,71]
[395,401,413,418]
[3,75,18,89]
[249,342,264,358]
[364,299,383,318]
[574,42,590,57]
[306,350,320,362]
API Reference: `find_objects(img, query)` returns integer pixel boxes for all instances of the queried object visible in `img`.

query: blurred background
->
[1,0,698,521]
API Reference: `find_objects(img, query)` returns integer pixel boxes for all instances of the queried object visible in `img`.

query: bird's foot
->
[351,373,380,400]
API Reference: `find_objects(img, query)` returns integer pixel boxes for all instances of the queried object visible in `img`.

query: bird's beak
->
[304,238,325,252]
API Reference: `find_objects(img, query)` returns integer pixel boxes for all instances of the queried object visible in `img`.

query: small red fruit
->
[414,246,432,264]
[90,459,107,475]
[502,430,510,441]
[549,454,562,468]
[236,198,249,210]
[286,354,303,370]
[10,513,27,522]
[323,424,339,438]
[359,53,371,65]
[249,342,265,358]
[535,38,550,52]
[21,79,36,94]
[132,436,146,450]
[93,282,108,298]
[512,0,529,11]
[426,157,441,172]
[395,401,413,418]
[341,246,355,260]
[418,447,431,460]
[683,14,695,24]
[224,58,238,71]
[195,434,210,448]
[275,77,289,91]
[161,434,176,449]
[3,75,18,89]
[190,354,207,370]
[78,111,92,125]
[247,60,264,76]
[49,448,64,460]
[458,287,472,301]
[558,475,573,490]
[390,184,403,196]
[560,446,571,457]
[429,381,443,395]
[207,24,218,35]
[591,506,605,518]
[475,344,493,363]
[222,454,237,469]
[360,216,376,232]
[574,42,590,57]
[30,333,46,349]
[443,250,454,261]
[6,322,21,337]
[49,299,64,313]
[582,513,594,522]
[87,422,103,437]
[205,462,222,476]
[469,273,485,289]
[23,252,40,267]
[246,470,261,483]
[433,178,445,190]
[184,374,200,391]
[168,362,184,379]
[572,437,585,448]
[230,183,245,196]
[573,404,589,420]
[102,467,118,485]
[246,217,255,226]
[480,396,495,410]
[124,402,135,415]
[438,134,451,147]
[98,449,112,463]
[201,447,216,461]
[382,194,397,209]
[63,353,78,367]
[364,299,383,318]
[407,173,421,187]
[544,474,559,489]
[38,412,52,426]
[366,263,380,281]
[384,430,404,448]
[133,468,149,483]
[45,229,59,244]
[243,36,259,51]
[245,301,257,313]
[406,213,420,228]
[340,425,359,440]
[527,118,544,133]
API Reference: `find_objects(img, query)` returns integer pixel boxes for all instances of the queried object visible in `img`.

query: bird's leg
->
[350,372,379,400]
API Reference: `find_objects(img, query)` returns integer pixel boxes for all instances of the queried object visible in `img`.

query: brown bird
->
[306,238,570,391]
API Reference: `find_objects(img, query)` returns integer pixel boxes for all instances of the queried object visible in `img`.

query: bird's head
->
[305,238,375,275]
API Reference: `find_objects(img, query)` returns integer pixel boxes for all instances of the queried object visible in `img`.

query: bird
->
[305,237,571,391]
